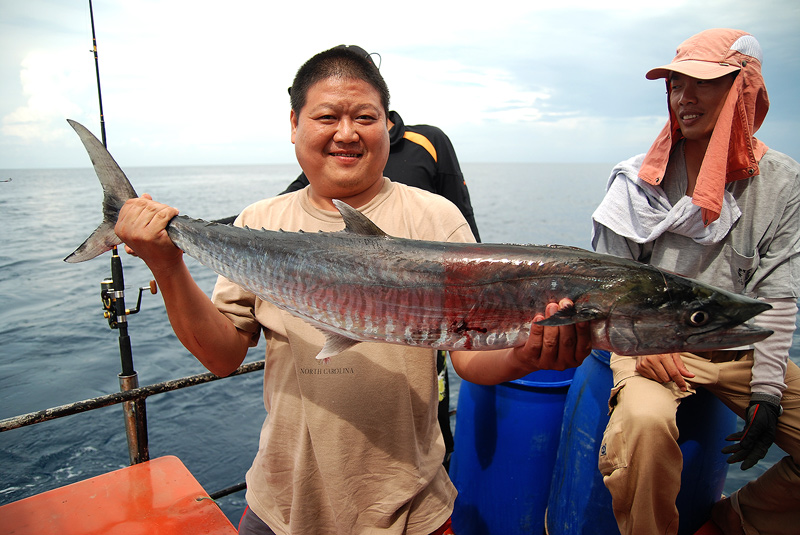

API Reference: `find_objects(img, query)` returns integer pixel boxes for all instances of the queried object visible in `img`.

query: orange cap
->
[646,28,762,80]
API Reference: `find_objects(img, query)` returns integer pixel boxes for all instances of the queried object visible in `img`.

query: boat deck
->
[0,455,237,534]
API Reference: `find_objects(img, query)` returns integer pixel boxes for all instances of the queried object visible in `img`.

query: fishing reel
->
[101,279,158,329]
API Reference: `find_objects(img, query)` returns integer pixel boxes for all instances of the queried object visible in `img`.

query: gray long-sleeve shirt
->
[593,145,800,399]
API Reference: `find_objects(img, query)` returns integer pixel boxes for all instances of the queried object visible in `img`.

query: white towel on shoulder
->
[591,154,741,249]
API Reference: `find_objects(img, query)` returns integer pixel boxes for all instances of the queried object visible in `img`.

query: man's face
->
[291,76,389,205]
[669,72,736,143]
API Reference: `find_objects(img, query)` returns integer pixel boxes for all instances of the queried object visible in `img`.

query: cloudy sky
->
[2,0,798,169]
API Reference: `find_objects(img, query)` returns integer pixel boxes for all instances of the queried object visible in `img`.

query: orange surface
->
[0,456,237,535]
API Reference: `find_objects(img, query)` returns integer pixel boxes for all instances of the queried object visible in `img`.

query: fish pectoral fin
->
[535,305,603,326]
[315,331,361,360]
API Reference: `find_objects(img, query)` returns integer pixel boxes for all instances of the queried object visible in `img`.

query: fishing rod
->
[88,0,153,465]
[89,0,106,147]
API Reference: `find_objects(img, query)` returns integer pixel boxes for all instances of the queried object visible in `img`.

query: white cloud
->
[386,58,553,127]
[2,48,94,142]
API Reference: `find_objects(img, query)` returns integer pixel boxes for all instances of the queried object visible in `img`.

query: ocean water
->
[0,163,797,525]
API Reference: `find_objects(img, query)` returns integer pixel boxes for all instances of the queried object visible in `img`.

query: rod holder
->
[119,373,149,464]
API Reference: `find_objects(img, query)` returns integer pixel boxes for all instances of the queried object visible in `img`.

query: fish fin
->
[64,221,123,263]
[315,331,361,360]
[535,305,603,326]
[64,119,138,263]
[332,199,389,237]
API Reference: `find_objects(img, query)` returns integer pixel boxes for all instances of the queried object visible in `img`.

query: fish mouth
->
[686,323,773,349]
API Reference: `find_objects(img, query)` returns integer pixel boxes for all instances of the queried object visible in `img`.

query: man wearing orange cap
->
[592,29,800,534]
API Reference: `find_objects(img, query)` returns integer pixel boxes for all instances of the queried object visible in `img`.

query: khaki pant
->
[599,351,800,535]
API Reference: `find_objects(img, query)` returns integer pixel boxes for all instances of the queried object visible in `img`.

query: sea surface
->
[1,163,797,525]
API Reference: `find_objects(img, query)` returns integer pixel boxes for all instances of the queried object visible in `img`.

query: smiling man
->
[668,71,735,195]
[114,46,590,535]
[289,75,390,209]
[591,29,800,535]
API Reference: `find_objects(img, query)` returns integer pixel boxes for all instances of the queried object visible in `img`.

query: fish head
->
[588,268,773,356]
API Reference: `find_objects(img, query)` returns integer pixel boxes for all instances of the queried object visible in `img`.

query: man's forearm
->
[154,260,250,376]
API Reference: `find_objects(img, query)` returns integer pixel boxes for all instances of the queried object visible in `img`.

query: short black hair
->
[289,46,390,116]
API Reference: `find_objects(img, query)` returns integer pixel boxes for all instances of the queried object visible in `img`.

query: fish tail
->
[64,119,138,263]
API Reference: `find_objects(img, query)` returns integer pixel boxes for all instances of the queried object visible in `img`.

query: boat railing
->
[0,359,265,500]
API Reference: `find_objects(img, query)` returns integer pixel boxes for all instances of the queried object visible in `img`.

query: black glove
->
[721,398,782,470]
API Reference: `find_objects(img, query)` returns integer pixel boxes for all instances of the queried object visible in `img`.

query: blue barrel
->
[545,350,736,535]
[450,368,575,535]
[544,350,618,534]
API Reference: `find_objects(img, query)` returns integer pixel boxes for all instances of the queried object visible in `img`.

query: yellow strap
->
[403,131,437,162]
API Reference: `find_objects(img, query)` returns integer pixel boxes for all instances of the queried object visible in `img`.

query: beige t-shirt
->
[211,179,475,534]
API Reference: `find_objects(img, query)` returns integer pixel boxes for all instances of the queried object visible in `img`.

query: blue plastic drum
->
[450,368,575,535]
[545,350,736,535]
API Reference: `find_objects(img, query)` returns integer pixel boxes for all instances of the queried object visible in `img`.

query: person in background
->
[591,29,800,535]
[281,45,480,243]
[282,45,480,469]
[115,46,591,535]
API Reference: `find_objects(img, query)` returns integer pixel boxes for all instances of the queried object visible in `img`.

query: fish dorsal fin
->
[332,199,389,237]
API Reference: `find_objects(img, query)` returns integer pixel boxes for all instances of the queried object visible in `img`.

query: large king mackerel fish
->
[65,119,772,360]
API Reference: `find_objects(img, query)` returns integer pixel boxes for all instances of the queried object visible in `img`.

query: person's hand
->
[115,194,182,274]
[513,299,592,371]
[721,398,781,470]
[635,353,696,391]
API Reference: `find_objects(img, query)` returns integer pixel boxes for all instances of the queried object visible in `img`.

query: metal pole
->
[119,374,149,464]
[0,360,265,432]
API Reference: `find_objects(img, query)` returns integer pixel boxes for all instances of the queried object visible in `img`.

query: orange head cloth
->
[638,28,770,225]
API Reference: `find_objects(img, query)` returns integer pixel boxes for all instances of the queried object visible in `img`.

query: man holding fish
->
[112,47,591,534]
[592,29,800,535]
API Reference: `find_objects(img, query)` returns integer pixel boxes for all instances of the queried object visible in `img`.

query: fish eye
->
[688,310,710,326]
